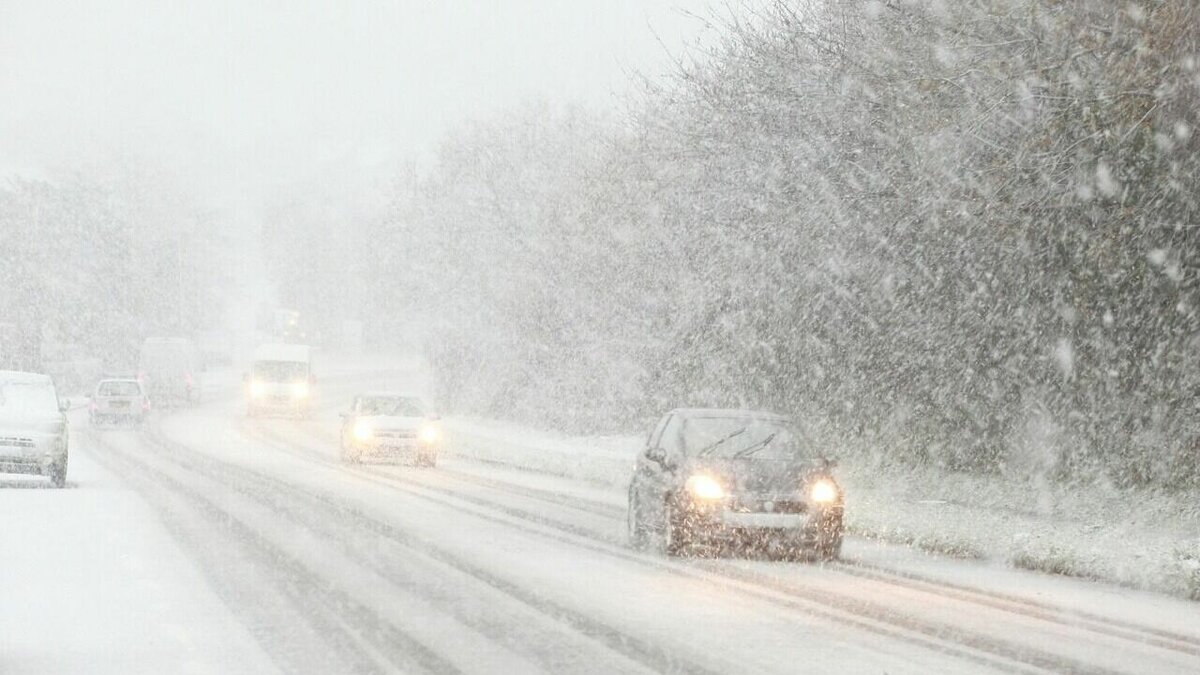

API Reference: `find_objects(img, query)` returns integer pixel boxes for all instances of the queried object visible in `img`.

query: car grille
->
[0,436,36,449]
[375,429,416,440]
[730,499,807,514]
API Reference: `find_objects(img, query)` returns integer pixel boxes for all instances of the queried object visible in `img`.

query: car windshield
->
[677,416,807,460]
[253,360,308,381]
[97,381,141,397]
[359,396,425,417]
[0,382,59,416]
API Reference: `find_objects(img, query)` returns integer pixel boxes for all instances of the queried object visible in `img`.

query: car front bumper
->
[351,439,439,457]
[680,499,843,546]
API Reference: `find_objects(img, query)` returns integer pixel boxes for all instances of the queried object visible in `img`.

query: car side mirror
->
[645,446,667,465]
[821,456,838,470]
[59,399,69,413]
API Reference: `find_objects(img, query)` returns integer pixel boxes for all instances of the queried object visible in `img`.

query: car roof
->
[253,343,311,361]
[0,370,53,385]
[97,378,140,385]
[667,407,790,421]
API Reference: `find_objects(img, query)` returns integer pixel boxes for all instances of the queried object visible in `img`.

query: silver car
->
[90,378,150,426]
[340,392,442,466]
[0,371,69,487]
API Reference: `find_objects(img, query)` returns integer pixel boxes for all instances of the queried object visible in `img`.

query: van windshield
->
[253,360,308,382]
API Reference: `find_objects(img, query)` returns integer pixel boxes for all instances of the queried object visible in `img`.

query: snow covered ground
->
[3,360,1199,673]
[444,415,1200,601]
[0,416,275,675]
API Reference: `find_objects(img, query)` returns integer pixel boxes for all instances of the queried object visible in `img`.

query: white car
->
[90,378,150,426]
[0,371,69,487]
[340,392,441,466]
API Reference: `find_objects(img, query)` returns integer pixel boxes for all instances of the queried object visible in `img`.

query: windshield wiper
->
[732,432,777,459]
[696,428,747,456]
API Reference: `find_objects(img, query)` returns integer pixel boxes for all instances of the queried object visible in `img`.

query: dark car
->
[627,408,843,560]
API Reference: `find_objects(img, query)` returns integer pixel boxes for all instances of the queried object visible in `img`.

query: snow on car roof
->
[0,370,53,384]
[253,343,311,361]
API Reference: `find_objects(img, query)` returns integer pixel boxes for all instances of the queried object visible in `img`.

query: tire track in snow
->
[260,415,1200,664]
[83,428,461,675]
[238,421,1091,674]
[138,423,724,675]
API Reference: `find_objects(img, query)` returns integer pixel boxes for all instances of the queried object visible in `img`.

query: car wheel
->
[627,488,649,550]
[48,462,67,488]
[816,534,842,561]
[660,499,689,557]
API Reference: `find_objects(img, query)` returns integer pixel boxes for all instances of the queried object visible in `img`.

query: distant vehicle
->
[627,408,843,560]
[0,371,69,487]
[339,392,441,466]
[198,329,234,368]
[245,343,315,417]
[138,337,202,407]
[89,378,150,426]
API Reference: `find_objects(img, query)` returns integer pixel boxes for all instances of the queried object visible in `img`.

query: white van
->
[245,343,315,417]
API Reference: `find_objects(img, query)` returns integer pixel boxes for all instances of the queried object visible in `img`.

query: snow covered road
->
[8,374,1200,674]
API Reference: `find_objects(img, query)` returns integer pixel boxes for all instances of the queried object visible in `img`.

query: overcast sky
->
[0,0,719,205]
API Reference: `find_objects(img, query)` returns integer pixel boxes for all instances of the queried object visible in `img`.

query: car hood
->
[358,415,426,431]
[682,457,823,494]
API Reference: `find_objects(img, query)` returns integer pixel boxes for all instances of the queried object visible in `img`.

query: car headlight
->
[685,473,726,501]
[353,420,374,442]
[290,381,309,398]
[809,478,838,504]
[419,424,441,444]
[249,379,267,398]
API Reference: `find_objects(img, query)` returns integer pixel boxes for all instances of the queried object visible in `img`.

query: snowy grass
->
[445,416,1200,601]
[839,461,1200,601]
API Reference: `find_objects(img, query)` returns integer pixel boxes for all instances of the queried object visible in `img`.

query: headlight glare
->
[249,379,267,398]
[353,420,374,442]
[419,424,441,444]
[291,381,309,398]
[810,478,838,504]
[686,474,726,501]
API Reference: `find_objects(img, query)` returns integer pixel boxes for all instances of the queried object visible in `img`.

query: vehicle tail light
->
[142,399,151,412]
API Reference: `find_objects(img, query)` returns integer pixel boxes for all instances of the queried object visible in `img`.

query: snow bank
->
[444,417,639,490]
